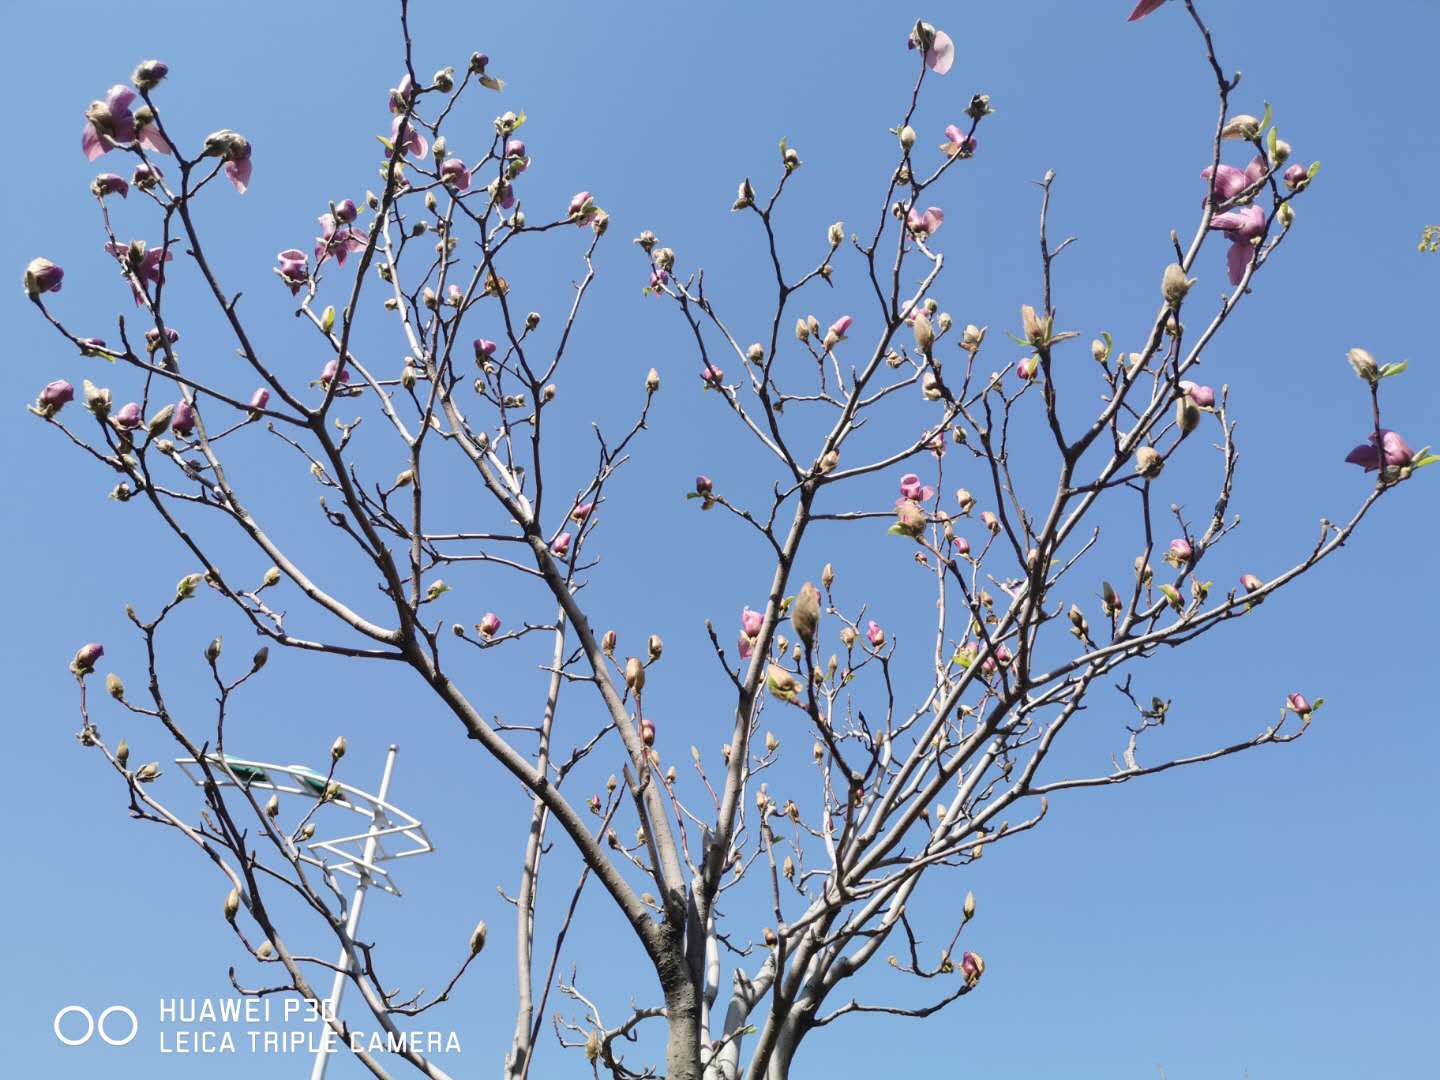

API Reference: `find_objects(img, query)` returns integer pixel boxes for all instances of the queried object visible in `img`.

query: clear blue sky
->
[3,1,1437,1077]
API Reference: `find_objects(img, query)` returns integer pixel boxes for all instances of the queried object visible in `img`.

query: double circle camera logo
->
[53,1004,139,1047]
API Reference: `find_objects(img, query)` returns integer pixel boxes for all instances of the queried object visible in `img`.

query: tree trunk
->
[664,976,702,1080]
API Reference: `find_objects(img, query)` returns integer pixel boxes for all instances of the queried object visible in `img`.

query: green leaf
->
[1307,160,1321,179]
[1379,360,1409,378]
[1259,101,1273,135]
[1266,125,1279,160]
[1411,453,1440,469]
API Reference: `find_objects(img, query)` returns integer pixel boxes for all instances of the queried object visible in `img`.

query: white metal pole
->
[309,744,398,1080]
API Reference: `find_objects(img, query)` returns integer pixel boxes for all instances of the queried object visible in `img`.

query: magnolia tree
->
[23,1,1433,1078]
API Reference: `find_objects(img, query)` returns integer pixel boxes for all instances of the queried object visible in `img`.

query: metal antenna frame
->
[175,745,434,1078]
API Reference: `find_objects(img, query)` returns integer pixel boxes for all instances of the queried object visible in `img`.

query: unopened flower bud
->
[625,656,645,690]
[331,736,347,761]
[469,920,488,955]
[792,582,821,648]
[1161,263,1195,305]
[963,890,976,920]
[1221,114,1261,141]
[1134,446,1164,479]
[1176,397,1201,434]
[106,672,126,699]
[960,950,985,987]
[224,887,241,921]
[601,629,617,655]
[71,642,105,676]
[899,125,917,150]
[648,634,663,660]
[912,312,935,355]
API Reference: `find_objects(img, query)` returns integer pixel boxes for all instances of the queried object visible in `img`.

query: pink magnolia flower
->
[700,365,725,387]
[133,107,172,155]
[390,114,428,158]
[474,338,498,359]
[505,138,529,174]
[1017,356,1039,381]
[1180,380,1215,408]
[742,607,764,637]
[866,620,886,647]
[980,510,1000,533]
[315,214,366,266]
[202,129,253,193]
[79,337,108,356]
[144,326,179,350]
[738,633,755,660]
[1283,163,1307,190]
[478,612,502,637]
[552,531,573,556]
[639,716,656,746]
[1239,573,1263,593]
[953,535,971,556]
[335,199,358,224]
[320,359,350,387]
[1286,693,1312,716]
[38,379,75,412]
[91,173,130,199]
[649,268,669,293]
[570,502,595,522]
[908,24,955,75]
[446,283,463,305]
[1201,157,1266,207]
[82,85,137,160]
[1128,0,1167,19]
[1344,429,1414,472]
[941,124,977,157]
[224,142,253,194]
[1209,205,1266,285]
[899,473,935,502]
[24,258,64,297]
[388,74,415,114]
[439,157,472,191]
[960,951,985,986]
[131,162,164,191]
[72,642,105,674]
[133,59,168,88]
[828,314,854,341]
[105,241,172,306]
[171,400,196,437]
[906,205,944,237]
[695,475,713,496]
[275,249,309,295]
[114,401,143,430]
[249,388,270,411]
[1168,538,1193,563]
[568,191,595,220]
[490,179,516,210]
